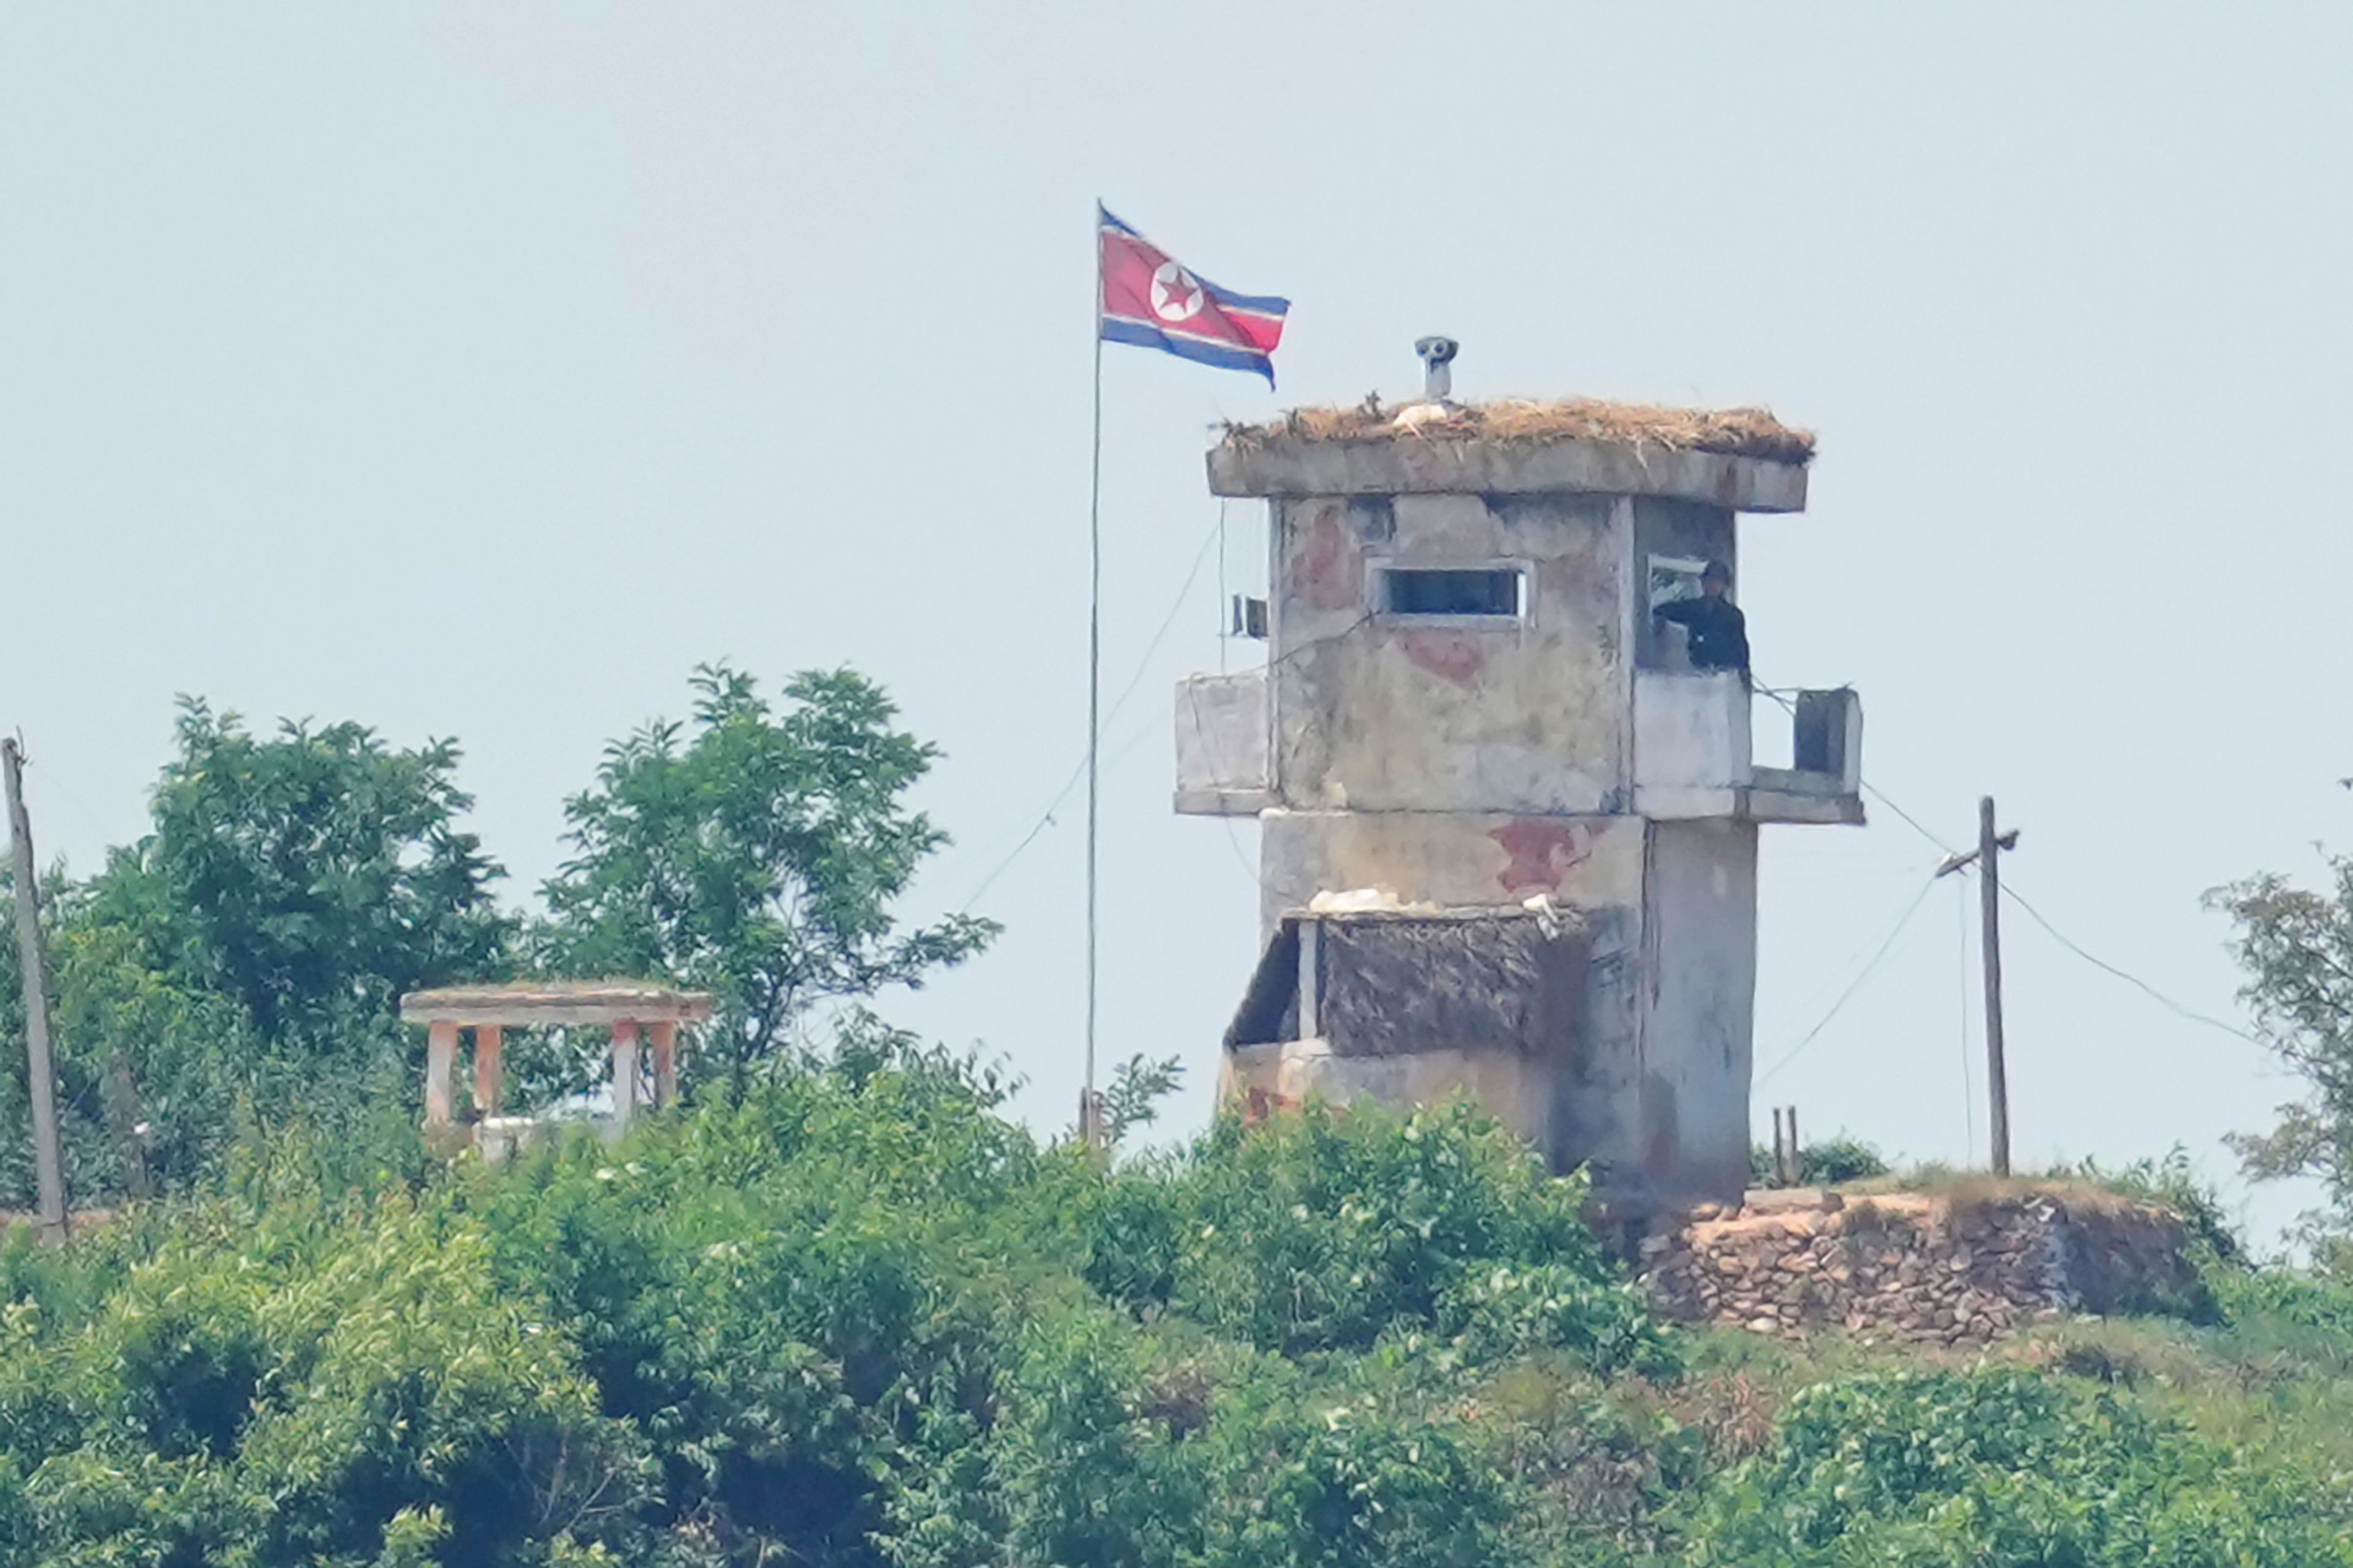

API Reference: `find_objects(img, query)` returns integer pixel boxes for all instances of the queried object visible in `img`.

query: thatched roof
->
[1221,395,1816,466]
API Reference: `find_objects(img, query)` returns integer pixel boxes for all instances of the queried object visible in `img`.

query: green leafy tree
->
[4,862,260,1207]
[80,699,511,1042]
[2211,855,2353,1262]
[538,664,995,1080]
[1098,1051,1184,1146]
[4,703,507,1206]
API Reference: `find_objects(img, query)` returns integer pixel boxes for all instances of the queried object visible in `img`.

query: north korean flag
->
[1098,206,1289,385]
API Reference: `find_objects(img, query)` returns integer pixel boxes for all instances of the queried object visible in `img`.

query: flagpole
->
[1083,200,1105,1151]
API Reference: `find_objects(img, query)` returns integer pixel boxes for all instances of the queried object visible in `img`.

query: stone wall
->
[1639,1187,2202,1345]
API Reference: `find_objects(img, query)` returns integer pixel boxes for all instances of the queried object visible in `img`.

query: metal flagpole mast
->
[1083,201,1105,1150]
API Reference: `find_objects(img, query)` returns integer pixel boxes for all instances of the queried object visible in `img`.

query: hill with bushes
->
[13,669,2353,1564]
[7,1046,2353,1568]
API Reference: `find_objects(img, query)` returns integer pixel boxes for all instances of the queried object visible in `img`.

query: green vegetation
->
[5,1062,2353,1566]
[1,664,988,1208]
[0,1069,1657,1567]
[1748,1133,1890,1189]
[2213,854,2353,1267]
[537,665,996,1085]
[11,668,2353,1563]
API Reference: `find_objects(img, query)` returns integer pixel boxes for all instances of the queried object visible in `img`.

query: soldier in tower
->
[1654,559,1750,676]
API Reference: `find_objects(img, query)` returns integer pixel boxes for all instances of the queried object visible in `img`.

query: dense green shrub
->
[1749,1134,1890,1188]
[1205,1392,1512,1568]
[1167,1100,1652,1362]
[0,1053,1663,1566]
[0,1186,642,1567]
[1684,1366,2353,1566]
[2068,1146,2245,1265]
[11,1047,2353,1566]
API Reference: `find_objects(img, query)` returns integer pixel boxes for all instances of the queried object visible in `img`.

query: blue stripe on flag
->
[1101,317,1276,386]
[1200,279,1291,315]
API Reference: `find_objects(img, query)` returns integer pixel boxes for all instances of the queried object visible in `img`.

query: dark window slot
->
[1378,567,1521,618]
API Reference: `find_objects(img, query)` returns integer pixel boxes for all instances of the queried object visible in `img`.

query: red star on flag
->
[1099,206,1290,385]
[1153,264,1201,320]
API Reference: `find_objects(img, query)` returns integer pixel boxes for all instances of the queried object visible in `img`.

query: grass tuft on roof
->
[1222,393,1816,464]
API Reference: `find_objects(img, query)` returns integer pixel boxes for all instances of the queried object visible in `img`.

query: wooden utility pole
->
[3,738,70,1242]
[1936,798,2019,1177]
[1977,796,2010,1177]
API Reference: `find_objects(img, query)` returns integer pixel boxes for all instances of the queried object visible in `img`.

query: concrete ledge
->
[1634,785,1742,820]
[1746,780,1865,825]
[1207,435,1808,512]
[1175,787,1274,816]
[1633,782,1863,824]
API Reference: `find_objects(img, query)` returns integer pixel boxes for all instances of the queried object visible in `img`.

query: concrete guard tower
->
[1175,346,1862,1213]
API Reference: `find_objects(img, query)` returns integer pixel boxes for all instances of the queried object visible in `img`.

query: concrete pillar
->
[424,1020,460,1126]
[611,1018,642,1131]
[472,1025,504,1116]
[649,1020,679,1109]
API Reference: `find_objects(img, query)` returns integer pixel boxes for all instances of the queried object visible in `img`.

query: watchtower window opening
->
[1648,555,1710,616]
[1642,553,1728,673]
[1373,565,1525,619]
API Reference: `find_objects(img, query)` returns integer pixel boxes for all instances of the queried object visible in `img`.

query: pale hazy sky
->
[6,6,2349,1241]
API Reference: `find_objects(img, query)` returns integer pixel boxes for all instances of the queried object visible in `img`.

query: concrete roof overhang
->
[1207,435,1808,513]
[398,980,715,1028]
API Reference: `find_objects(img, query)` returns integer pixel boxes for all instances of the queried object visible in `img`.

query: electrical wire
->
[1860,779,1962,858]
[1827,756,2267,1051]
[1760,860,1944,1036]
[1998,878,2267,1047]
[1955,873,1977,1154]
[953,504,1369,914]
[1216,499,1229,676]
[1756,874,1939,1086]
[20,755,119,848]
[955,514,1226,911]
[1218,817,1261,887]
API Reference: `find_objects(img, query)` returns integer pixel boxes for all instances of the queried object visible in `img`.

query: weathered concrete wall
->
[1221,1038,1558,1153]
[1174,669,1271,814]
[1270,492,1627,816]
[1257,809,1646,929]
[1545,900,1645,1193]
[1640,1188,2205,1344]
[1632,671,1752,819]
[1636,819,1759,1207]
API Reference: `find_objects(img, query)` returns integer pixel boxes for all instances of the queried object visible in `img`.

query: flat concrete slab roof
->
[1209,398,1812,512]
[399,980,715,1026]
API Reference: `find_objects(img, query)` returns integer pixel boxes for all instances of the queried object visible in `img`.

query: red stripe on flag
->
[1101,230,1284,356]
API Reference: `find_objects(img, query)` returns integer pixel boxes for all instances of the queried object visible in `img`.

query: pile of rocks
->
[1637,1187,2180,1346]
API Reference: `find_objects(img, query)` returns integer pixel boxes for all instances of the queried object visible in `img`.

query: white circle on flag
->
[1150,262,1205,323]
